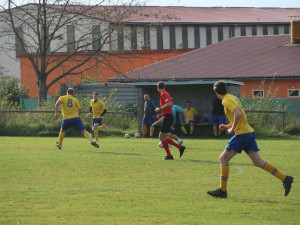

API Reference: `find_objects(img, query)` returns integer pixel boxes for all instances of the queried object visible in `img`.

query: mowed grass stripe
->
[0,137,299,225]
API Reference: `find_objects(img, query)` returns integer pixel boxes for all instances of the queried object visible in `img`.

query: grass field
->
[0,136,299,225]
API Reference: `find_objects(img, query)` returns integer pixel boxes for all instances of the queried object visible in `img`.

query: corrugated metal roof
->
[109,35,300,82]
[56,5,300,24]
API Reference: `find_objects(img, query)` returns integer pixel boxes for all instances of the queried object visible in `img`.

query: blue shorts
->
[143,118,155,126]
[188,120,195,124]
[211,115,224,124]
[226,132,260,154]
[92,118,102,127]
[61,117,85,131]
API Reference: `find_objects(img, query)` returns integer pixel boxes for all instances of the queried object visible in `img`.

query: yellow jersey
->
[222,94,254,135]
[184,107,198,121]
[58,95,81,120]
[90,99,106,118]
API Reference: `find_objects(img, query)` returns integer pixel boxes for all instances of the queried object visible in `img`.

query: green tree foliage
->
[0,75,29,108]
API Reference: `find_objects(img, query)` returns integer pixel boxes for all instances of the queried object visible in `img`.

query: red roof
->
[56,5,300,24]
[109,35,300,82]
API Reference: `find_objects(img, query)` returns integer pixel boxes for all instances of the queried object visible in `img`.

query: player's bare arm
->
[155,101,172,113]
[52,100,61,120]
[152,118,163,127]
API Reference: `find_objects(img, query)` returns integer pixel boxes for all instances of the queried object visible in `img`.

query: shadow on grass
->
[186,159,253,167]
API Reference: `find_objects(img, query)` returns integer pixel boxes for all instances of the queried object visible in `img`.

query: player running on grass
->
[88,92,107,143]
[152,104,188,146]
[207,80,293,198]
[53,88,99,149]
[155,81,185,160]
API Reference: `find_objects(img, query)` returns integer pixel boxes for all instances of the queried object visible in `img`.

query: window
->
[263,25,268,35]
[15,27,24,53]
[218,26,223,42]
[117,26,124,51]
[206,26,212,46]
[157,25,163,50]
[169,25,176,49]
[253,90,264,98]
[182,25,188,49]
[252,25,257,36]
[288,89,299,97]
[241,25,246,36]
[144,26,150,46]
[130,25,137,50]
[92,25,101,50]
[67,25,75,52]
[194,26,200,48]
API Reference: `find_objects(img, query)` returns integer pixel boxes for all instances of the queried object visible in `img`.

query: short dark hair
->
[213,80,228,95]
[67,88,74,95]
[93,92,98,96]
[157,81,165,90]
[186,100,191,104]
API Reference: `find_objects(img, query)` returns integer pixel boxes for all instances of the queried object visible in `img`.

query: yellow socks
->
[142,125,147,136]
[263,162,286,181]
[213,125,218,136]
[181,126,187,135]
[83,131,93,141]
[220,166,229,191]
[150,126,155,137]
[94,129,99,141]
[58,131,65,145]
[190,125,194,134]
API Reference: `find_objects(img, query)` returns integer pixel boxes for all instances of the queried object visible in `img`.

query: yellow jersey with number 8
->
[222,94,254,135]
[58,95,81,120]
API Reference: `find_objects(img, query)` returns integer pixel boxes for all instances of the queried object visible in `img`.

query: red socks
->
[166,138,181,149]
[162,140,172,156]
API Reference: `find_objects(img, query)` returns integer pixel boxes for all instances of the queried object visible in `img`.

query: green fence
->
[20,98,54,110]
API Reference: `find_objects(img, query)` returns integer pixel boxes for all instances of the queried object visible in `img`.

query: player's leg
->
[160,131,173,160]
[213,124,218,136]
[207,149,238,198]
[181,125,187,135]
[149,118,155,138]
[56,119,71,149]
[248,150,293,196]
[168,127,183,145]
[74,117,99,148]
[93,123,99,142]
[56,127,65,149]
[142,118,148,137]
[190,121,195,134]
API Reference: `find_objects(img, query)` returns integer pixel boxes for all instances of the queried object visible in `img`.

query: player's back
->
[59,95,81,119]
[222,94,253,135]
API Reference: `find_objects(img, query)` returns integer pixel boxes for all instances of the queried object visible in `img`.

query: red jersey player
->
[155,81,185,160]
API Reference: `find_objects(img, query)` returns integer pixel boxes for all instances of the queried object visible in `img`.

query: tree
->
[0,0,142,103]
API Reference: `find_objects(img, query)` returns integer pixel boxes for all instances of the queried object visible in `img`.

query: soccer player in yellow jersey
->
[52,88,99,149]
[207,80,293,198]
[184,100,198,135]
[88,92,107,143]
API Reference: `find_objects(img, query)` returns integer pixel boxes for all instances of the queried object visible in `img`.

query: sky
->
[2,0,300,8]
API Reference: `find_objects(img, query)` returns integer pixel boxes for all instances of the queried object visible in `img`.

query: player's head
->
[157,81,165,92]
[67,88,74,96]
[144,94,150,101]
[213,80,228,97]
[185,100,191,109]
[93,92,98,100]
[213,80,228,95]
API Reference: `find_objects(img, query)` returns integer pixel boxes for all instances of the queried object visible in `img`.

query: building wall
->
[240,79,300,100]
[20,50,191,98]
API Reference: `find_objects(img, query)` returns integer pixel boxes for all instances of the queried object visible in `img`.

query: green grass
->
[0,136,299,225]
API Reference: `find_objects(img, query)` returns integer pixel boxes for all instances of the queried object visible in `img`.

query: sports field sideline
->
[0,136,299,225]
